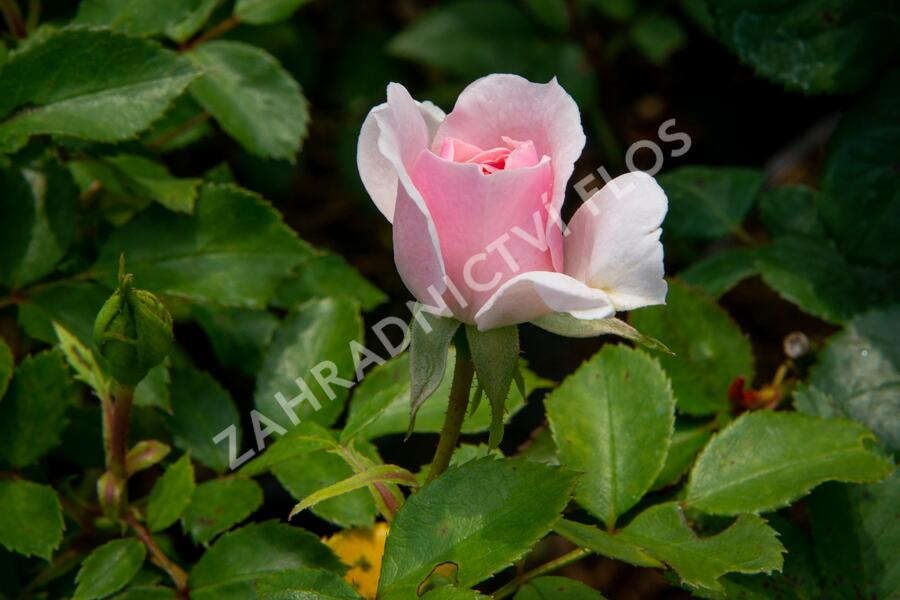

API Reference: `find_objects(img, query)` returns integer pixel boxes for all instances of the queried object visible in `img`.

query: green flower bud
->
[93,269,173,385]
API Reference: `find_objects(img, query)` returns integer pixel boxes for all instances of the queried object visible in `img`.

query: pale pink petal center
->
[438,136,540,175]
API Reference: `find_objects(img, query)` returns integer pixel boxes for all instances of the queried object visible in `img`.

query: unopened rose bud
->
[93,266,173,385]
[125,440,171,477]
[97,471,126,520]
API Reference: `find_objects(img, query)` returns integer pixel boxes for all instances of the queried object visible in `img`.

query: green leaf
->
[758,185,826,240]
[630,14,687,65]
[71,155,200,214]
[340,352,412,444]
[0,162,78,287]
[255,297,363,429]
[17,281,108,345]
[0,479,64,560]
[659,166,762,240]
[74,539,146,600]
[546,345,674,527]
[0,337,11,400]
[0,350,71,468]
[147,453,195,532]
[465,325,519,447]
[629,280,754,415]
[710,0,898,94]
[821,72,900,266]
[523,0,569,32]
[516,576,606,599]
[187,41,308,161]
[189,521,343,599]
[181,478,263,545]
[0,28,198,147]
[93,183,314,308]
[289,464,417,519]
[238,421,337,477]
[530,313,670,353]
[134,361,171,413]
[377,458,576,598]
[166,0,223,43]
[192,305,279,376]
[409,310,460,433]
[53,321,113,402]
[421,588,487,600]
[255,568,361,600]
[272,252,386,312]
[797,305,900,452]
[142,94,214,151]
[166,366,241,473]
[652,420,714,491]
[807,471,899,600]
[685,411,893,515]
[553,519,662,568]
[679,248,758,298]
[112,585,177,599]
[75,0,201,36]
[234,0,312,24]
[612,502,784,591]
[273,448,376,528]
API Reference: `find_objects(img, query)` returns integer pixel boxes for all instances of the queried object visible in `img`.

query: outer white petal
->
[356,98,445,223]
[565,171,667,311]
[474,271,614,331]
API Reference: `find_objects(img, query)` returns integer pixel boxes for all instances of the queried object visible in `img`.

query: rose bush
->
[358,74,668,330]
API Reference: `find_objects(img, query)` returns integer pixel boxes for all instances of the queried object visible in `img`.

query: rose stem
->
[109,383,135,479]
[426,335,474,484]
[126,511,189,594]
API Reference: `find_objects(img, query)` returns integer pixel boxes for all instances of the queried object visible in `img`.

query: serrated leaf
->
[187,41,308,161]
[658,166,762,240]
[255,297,363,429]
[0,350,71,468]
[255,568,361,600]
[516,576,606,599]
[821,72,900,266]
[630,280,754,415]
[686,411,893,515]
[408,309,460,433]
[758,185,826,240]
[181,478,263,545]
[421,589,487,600]
[18,281,108,344]
[112,585,177,599]
[192,305,279,376]
[147,453,195,532]
[377,458,576,598]
[710,0,897,94]
[797,305,900,452]
[238,421,337,477]
[613,502,784,591]
[134,361,171,413]
[807,471,899,600]
[0,479,64,560]
[679,248,758,298]
[272,252,386,312]
[0,28,198,146]
[74,539,146,600]
[93,183,314,308]
[652,420,714,491]
[189,521,344,599]
[53,321,113,402]
[0,337,11,400]
[234,0,312,24]
[530,313,670,352]
[75,0,201,36]
[289,464,417,519]
[166,366,241,473]
[553,519,662,568]
[273,448,376,528]
[166,0,223,43]
[465,325,518,447]
[546,345,675,527]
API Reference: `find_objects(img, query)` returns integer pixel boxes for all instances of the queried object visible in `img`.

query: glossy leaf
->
[17,281,108,345]
[288,464,417,519]
[679,248,758,298]
[554,519,662,568]
[272,252,386,312]
[377,458,576,598]
[147,453,195,532]
[166,0,223,42]
[255,298,363,429]
[93,184,314,308]
[758,185,826,240]
[652,420,714,491]
[134,361,172,413]
[0,479,64,560]
[686,411,893,515]
[74,539,146,600]
[238,421,337,477]
[192,305,279,376]
[546,344,674,527]
[630,280,754,415]
[516,576,606,599]
[181,478,264,545]
[0,350,71,468]
[234,0,312,24]
[75,0,201,36]
[254,568,361,600]
[188,41,309,161]
[0,28,197,147]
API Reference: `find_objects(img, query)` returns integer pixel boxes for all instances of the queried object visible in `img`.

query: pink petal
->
[565,171,668,311]
[474,271,614,331]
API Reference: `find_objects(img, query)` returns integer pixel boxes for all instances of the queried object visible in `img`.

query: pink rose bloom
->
[358,74,667,330]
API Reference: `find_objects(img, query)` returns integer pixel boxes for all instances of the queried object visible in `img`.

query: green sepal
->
[465,325,519,448]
